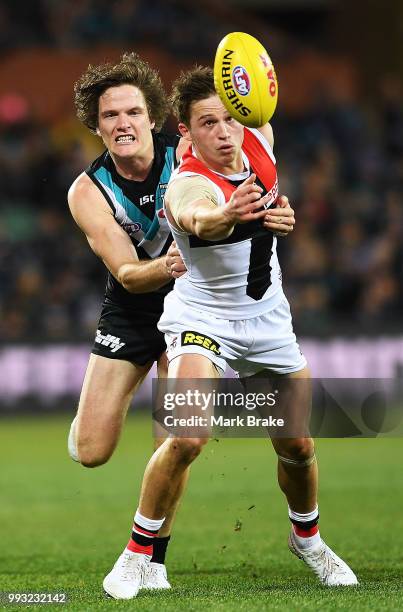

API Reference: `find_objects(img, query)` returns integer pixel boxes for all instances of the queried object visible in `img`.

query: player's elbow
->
[119,278,134,293]
[194,221,233,242]
[117,263,138,293]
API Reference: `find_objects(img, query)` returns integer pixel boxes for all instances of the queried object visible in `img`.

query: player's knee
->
[78,442,113,468]
[76,432,114,467]
[153,437,167,451]
[277,438,315,464]
[80,456,108,468]
[170,437,208,463]
[68,419,104,466]
[68,416,116,467]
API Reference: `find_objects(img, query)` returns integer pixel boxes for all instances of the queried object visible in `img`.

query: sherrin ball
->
[214,32,278,128]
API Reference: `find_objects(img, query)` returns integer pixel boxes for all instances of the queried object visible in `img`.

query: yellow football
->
[214,32,278,128]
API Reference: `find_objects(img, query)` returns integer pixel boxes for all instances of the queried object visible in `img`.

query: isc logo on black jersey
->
[139,194,154,206]
[181,331,221,355]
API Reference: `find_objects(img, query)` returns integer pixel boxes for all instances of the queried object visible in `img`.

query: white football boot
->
[288,531,358,586]
[143,562,171,590]
[103,550,149,599]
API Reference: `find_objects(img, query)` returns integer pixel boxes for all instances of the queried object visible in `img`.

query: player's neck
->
[111,148,154,182]
[194,147,243,176]
[211,161,243,175]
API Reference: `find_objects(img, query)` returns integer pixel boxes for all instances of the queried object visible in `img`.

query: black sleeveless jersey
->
[86,132,180,321]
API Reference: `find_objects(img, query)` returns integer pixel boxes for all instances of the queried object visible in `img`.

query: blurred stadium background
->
[0,0,402,412]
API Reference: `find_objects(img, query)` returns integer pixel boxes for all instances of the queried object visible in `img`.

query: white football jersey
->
[165,128,283,319]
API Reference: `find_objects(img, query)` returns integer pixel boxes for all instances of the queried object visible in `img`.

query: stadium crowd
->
[0,0,234,59]
[0,1,402,342]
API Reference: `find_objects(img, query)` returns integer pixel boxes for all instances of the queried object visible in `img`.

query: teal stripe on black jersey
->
[86,133,179,249]
[93,165,154,234]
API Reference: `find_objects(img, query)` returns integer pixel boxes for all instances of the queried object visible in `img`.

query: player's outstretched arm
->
[168,174,270,241]
[68,174,173,293]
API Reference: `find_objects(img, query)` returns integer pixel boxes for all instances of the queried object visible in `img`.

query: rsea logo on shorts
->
[181,331,221,355]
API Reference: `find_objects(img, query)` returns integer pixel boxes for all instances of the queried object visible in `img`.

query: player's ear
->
[150,120,155,130]
[96,127,101,136]
[178,122,191,141]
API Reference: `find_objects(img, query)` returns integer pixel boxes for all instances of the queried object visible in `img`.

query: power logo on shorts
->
[181,331,221,355]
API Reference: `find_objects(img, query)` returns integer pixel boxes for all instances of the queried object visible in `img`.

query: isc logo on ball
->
[232,65,251,96]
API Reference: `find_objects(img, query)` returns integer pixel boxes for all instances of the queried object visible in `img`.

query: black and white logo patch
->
[95,330,126,353]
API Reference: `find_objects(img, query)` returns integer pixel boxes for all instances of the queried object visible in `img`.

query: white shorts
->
[158,291,307,378]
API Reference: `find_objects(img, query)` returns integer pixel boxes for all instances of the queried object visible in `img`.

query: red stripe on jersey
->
[242,128,277,193]
[179,128,277,203]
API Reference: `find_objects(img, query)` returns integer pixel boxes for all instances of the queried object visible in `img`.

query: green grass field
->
[0,413,402,611]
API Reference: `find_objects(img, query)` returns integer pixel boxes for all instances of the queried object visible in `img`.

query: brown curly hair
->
[74,52,168,133]
[169,66,216,126]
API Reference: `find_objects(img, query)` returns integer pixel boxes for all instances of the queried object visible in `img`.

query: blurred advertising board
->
[0,338,402,405]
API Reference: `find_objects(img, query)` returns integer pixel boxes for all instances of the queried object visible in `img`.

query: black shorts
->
[91,302,166,366]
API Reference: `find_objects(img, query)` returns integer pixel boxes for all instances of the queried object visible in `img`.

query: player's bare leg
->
[153,438,190,538]
[68,352,190,596]
[269,366,318,513]
[138,353,217,520]
[143,439,190,590]
[256,365,358,586]
[104,353,216,598]
[69,354,151,466]
[115,435,191,594]
[103,355,196,599]
[153,352,190,537]
[142,352,191,590]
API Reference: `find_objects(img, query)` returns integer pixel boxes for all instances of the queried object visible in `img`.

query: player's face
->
[179,95,244,174]
[97,84,155,160]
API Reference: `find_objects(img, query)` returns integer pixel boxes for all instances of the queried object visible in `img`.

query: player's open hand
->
[226,174,270,224]
[263,195,295,237]
[166,241,187,279]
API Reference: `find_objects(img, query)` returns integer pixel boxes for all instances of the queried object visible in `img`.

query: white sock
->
[289,506,321,550]
[133,510,165,532]
[126,510,166,556]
